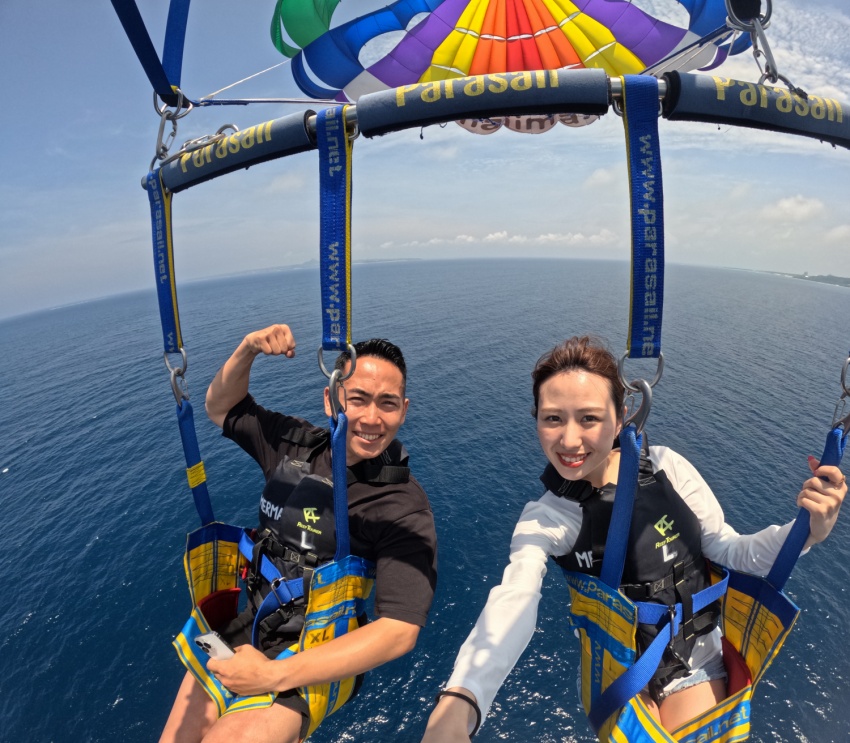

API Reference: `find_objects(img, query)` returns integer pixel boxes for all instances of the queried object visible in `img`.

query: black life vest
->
[545,441,721,698]
[248,426,411,640]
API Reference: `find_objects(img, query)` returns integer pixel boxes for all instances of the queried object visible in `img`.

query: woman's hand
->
[800,456,846,547]
[421,689,477,743]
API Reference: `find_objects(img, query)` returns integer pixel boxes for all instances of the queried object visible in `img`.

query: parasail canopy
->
[271,0,750,107]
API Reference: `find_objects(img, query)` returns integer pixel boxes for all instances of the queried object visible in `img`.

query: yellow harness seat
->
[566,563,798,742]
[171,521,375,737]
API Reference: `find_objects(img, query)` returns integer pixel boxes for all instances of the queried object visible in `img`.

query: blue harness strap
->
[600,425,642,590]
[110,0,190,106]
[316,106,354,353]
[599,75,667,591]
[316,104,356,562]
[767,424,849,590]
[584,76,680,730]
[330,413,352,560]
[177,400,215,526]
[587,571,730,732]
[161,0,191,90]
[235,531,306,647]
[622,75,664,361]
[145,170,183,353]
[145,168,215,526]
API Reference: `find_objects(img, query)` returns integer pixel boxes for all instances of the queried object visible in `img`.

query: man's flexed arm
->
[206,324,297,428]
[207,617,420,696]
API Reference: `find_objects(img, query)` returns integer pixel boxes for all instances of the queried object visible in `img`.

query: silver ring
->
[618,351,664,392]
[317,344,357,381]
[164,348,188,375]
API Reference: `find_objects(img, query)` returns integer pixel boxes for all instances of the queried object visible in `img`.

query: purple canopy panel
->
[573,0,687,66]
[368,0,471,86]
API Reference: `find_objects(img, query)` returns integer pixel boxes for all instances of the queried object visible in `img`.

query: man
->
[159,323,437,743]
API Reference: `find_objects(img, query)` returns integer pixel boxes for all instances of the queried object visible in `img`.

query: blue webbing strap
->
[767,425,848,590]
[145,170,183,352]
[162,0,191,90]
[330,413,351,561]
[588,612,675,732]
[110,0,190,106]
[237,532,306,646]
[239,529,304,598]
[177,401,215,526]
[317,105,355,561]
[316,106,354,352]
[587,572,729,732]
[622,75,664,360]
[600,425,642,589]
[145,169,215,525]
[588,76,673,726]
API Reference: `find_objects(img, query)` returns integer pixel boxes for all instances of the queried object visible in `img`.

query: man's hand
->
[242,324,296,358]
[207,645,287,697]
[206,324,297,428]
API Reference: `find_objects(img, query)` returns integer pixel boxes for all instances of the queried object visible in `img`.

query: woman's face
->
[536,370,622,488]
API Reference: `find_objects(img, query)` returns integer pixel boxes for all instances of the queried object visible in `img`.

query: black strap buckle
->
[666,605,691,673]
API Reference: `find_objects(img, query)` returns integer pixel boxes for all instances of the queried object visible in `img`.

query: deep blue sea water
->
[2,258,849,743]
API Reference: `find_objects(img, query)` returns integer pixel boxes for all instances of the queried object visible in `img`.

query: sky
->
[1,0,849,320]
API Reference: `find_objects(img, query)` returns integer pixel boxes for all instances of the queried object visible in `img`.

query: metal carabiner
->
[170,367,190,406]
[327,368,349,421]
[831,355,850,432]
[623,378,653,435]
[164,349,189,406]
[149,89,194,169]
[750,17,782,85]
[318,345,357,421]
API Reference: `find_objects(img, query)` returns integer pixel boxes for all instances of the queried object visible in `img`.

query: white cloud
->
[380,229,618,249]
[825,224,850,243]
[267,173,307,193]
[432,145,460,161]
[758,195,826,222]
[585,168,617,188]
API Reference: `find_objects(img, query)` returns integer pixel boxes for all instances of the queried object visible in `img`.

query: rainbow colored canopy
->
[271,0,744,102]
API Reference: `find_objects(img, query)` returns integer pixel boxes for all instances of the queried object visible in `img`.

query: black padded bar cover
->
[357,68,611,138]
[664,71,850,150]
[161,110,316,193]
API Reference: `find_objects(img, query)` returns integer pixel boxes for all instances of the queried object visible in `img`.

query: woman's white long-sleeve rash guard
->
[445,446,799,721]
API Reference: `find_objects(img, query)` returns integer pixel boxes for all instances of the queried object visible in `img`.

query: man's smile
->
[355,431,382,442]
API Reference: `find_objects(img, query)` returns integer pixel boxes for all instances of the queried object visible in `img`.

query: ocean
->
[1,258,849,742]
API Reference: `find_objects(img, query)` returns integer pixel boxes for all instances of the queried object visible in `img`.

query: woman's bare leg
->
[659,678,727,734]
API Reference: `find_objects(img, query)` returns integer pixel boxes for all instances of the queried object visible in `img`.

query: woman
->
[422,336,846,741]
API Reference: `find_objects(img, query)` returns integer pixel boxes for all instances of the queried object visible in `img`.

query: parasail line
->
[201,60,293,101]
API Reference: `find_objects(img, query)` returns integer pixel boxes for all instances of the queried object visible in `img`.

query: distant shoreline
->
[757,271,850,289]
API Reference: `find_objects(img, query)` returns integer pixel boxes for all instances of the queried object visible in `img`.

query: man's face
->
[324,356,409,465]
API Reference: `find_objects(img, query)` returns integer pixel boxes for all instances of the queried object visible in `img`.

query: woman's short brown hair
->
[531,336,624,418]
